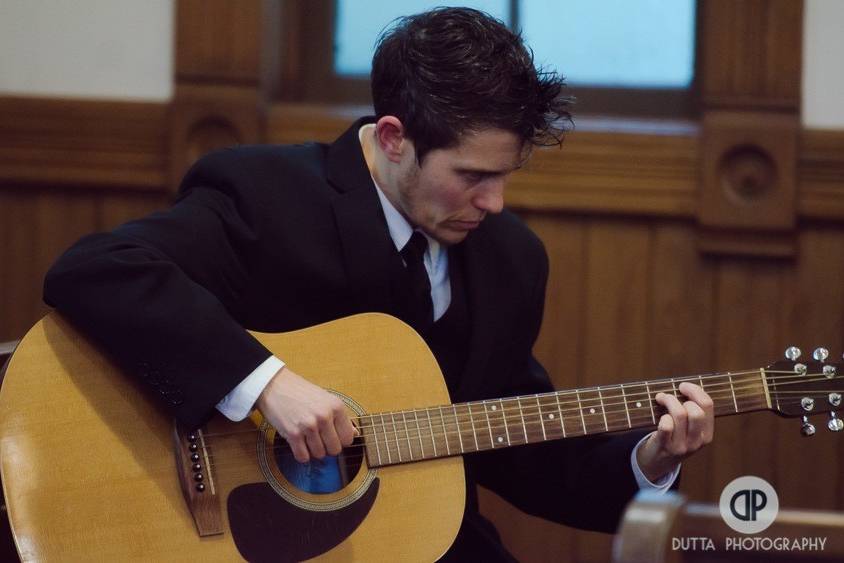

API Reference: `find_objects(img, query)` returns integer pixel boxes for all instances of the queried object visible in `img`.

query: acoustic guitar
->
[0,312,840,562]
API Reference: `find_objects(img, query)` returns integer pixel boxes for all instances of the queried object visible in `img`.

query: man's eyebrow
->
[455,164,521,175]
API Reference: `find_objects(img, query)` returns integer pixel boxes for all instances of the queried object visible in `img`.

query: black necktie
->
[400,231,434,333]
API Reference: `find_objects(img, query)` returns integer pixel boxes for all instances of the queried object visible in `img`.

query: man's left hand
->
[636,382,714,483]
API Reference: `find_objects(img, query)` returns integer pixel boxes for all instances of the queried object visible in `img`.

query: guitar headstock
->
[765,346,844,436]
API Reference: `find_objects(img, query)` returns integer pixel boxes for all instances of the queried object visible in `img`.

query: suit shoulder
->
[482,210,547,265]
[181,143,327,190]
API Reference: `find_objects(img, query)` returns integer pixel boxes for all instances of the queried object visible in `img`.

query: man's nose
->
[474,181,505,214]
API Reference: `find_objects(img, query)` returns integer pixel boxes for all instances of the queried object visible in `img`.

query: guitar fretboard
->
[358,371,769,468]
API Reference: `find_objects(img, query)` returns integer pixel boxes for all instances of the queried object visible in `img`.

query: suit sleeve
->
[466,240,665,533]
[43,150,273,429]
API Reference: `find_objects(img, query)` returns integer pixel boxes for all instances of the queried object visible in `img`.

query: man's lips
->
[450,220,481,230]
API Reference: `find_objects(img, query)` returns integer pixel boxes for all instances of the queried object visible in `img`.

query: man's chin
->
[434,227,470,247]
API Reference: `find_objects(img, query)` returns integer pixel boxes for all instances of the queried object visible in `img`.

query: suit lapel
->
[327,118,407,315]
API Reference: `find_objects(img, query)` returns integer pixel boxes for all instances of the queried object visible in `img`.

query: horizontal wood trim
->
[268,104,844,222]
[507,123,699,217]
[0,96,169,190]
[798,129,844,220]
[2,99,842,222]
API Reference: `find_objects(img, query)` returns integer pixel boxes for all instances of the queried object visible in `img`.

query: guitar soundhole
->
[273,435,365,494]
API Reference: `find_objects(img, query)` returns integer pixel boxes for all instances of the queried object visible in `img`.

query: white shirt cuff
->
[630,431,681,492]
[215,355,285,421]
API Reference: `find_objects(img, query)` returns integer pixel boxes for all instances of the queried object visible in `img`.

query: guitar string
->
[194,378,831,468]
[194,379,823,469]
[196,401,758,472]
[198,370,832,441]
[196,391,821,467]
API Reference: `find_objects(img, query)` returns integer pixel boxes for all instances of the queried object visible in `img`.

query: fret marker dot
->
[589,408,596,414]
[548,414,555,420]
[491,405,497,411]
[497,436,504,443]
[635,401,642,408]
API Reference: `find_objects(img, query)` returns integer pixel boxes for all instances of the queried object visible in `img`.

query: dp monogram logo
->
[719,476,779,534]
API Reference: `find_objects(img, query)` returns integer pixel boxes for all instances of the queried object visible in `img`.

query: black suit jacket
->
[45,118,651,557]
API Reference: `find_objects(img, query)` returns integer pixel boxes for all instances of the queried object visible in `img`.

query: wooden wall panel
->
[3,96,844,562]
[0,186,168,342]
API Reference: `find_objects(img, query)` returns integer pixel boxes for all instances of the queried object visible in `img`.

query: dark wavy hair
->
[371,7,573,163]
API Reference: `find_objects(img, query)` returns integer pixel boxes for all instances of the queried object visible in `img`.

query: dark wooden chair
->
[1,340,21,562]
[614,491,844,563]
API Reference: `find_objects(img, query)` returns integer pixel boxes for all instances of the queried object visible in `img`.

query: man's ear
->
[374,116,410,164]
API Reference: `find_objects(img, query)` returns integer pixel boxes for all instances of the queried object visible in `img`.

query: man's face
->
[394,128,525,246]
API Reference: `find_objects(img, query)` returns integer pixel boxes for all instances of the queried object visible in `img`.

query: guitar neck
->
[359,369,770,468]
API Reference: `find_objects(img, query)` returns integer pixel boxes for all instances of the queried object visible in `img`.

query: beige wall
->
[803,0,844,128]
[0,0,842,126]
[0,0,173,100]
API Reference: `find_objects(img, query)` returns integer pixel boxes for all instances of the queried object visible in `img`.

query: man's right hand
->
[256,367,357,463]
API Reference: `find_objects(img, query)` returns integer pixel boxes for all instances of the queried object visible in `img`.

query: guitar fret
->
[597,387,609,431]
[412,411,425,458]
[670,378,678,397]
[401,411,414,460]
[698,375,704,390]
[467,403,480,451]
[452,405,465,453]
[498,399,511,445]
[517,398,529,444]
[644,382,656,424]
[536,395,548,440]
[728,374,739,412]
[426,409,437,457]
[378,413,393,464]
[369,417,383,466]
[483,401,495,448]
[390,413,403,462]
[620,385,632,428]
[575,390,587,434]
[438,407,451,456]
[555,392,567,437]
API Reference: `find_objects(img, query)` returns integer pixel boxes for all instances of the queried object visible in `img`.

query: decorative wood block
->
[169,87,266,190]
[698,110,798,257]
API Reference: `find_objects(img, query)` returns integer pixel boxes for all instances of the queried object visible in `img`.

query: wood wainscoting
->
[2,96,844,562]
[0,97,172,342]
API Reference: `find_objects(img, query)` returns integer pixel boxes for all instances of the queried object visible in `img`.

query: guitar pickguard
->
[227,478,380,562]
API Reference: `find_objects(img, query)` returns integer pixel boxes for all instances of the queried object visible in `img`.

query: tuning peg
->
[813,347,829,362]
[785,346,801,361]
[801,416,816,437]
[828,412,844,432]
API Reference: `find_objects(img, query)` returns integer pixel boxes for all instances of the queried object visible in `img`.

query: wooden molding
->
[170,0,282,188]
[1,98,841,228]
[265,104,844,224]
[0,96,169,190]
[697,0,803,257]
[175,0,281,95]
[700,0,803,110]
[799,129,844,220]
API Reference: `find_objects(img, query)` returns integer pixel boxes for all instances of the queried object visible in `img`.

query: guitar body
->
[0,313,465,562]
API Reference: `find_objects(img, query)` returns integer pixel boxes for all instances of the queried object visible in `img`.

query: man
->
[45,7,713,561]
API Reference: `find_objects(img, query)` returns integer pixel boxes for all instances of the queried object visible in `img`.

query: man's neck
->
[359,124,404,213]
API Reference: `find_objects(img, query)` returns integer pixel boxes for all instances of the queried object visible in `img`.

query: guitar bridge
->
[172,422,224,536]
